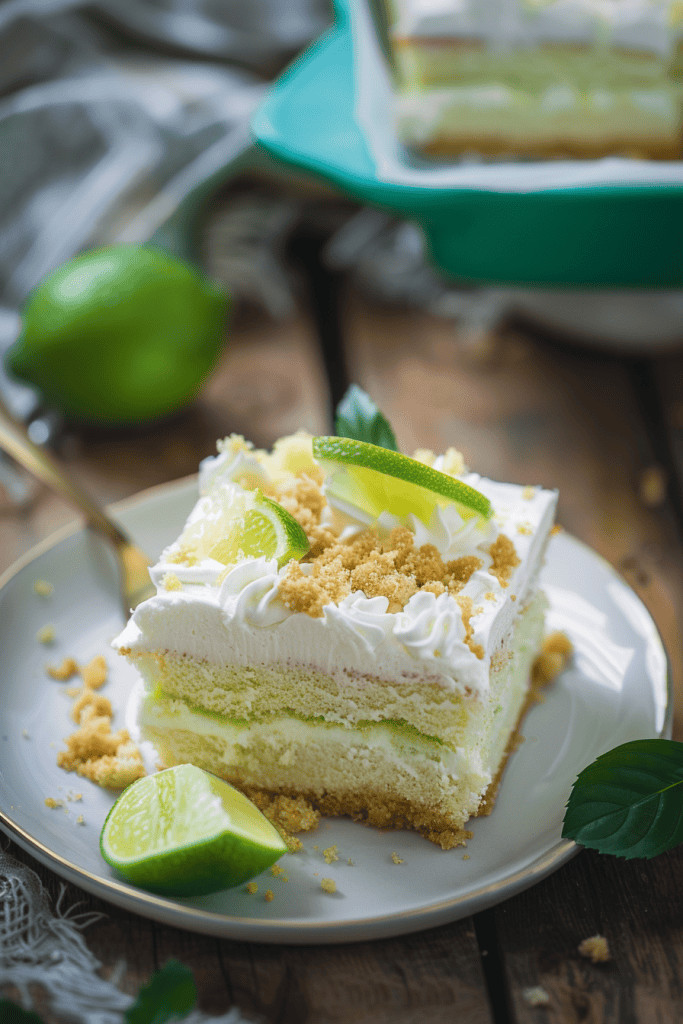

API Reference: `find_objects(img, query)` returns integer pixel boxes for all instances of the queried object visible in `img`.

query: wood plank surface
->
[497,845,683,1022]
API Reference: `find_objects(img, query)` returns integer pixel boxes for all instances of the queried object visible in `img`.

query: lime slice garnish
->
[100,764,287,895]
[312,436,491,525]
[178,488,309,567]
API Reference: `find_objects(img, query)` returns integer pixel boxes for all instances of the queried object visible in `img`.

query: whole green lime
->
[5,245,230,425]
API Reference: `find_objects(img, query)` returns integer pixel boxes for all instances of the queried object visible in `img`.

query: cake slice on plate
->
[115,423,558,847]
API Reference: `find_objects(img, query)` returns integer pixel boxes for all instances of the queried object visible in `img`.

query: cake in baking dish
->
[384,0,683,158]
[114,428,558,847]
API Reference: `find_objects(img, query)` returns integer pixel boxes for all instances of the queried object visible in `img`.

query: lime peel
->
[312,436,492,525]
[100,764,287,896]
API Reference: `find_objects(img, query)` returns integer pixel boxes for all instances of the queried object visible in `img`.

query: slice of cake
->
[115,430,558,847]
[384,0,683,158]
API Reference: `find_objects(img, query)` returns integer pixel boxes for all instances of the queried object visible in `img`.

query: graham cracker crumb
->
[544,631,573,657]
[347,858,354,866]
[551,524,563,535]
[47,658,80,681]
[76,815,85,825]
[522,987,550,1007]
[81,656,107,690]
[321,878,337,894]
[323,845,339,864]
[264,889,274,902]
[517,522,533,536]
[161,572,182,591]
[244,790,319,851]
[33,580,54,597]
[391,852,404,864]
[533,632,573,687]
[71,686,112,724]
[247,792,320,834]
[271,864,284,876]
[44,797,63,809]
[485,591,496,601]
[488,535,520,587]
[64,685,81,698]
[578,935,610,963]
[36,625,56,645]
[246,882,258,894]
[424,828,473,850]
[522,486,536,500]
[280,526,483,618]
[463,854,470,860]
[56,656,145,790]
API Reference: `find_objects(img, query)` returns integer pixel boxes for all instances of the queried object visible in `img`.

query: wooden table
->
[3,269,683,1022]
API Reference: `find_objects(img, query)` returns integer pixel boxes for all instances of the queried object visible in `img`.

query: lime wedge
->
[100,764,287,895]
[178,488,309,567]
[312,436,491,525]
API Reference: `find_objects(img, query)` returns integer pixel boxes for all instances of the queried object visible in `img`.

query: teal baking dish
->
[251,0,683,287]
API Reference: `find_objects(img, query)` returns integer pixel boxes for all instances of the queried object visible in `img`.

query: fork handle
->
[0,396,128,548]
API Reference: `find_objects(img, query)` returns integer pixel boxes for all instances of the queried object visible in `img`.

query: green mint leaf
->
[125,960,196,1024]
[0,1000,44,1024]
[562,738,683,859]
[335,384,398,452]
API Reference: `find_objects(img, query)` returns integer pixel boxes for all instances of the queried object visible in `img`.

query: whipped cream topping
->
[115,437,558,696]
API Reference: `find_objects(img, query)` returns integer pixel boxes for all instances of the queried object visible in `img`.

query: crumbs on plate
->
[245,790,320,852]
[50,654,145,789]
[321,878,337,894]
[36,625,56,645]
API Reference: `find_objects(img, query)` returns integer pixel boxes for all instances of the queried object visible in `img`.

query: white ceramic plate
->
[0,478,670,944]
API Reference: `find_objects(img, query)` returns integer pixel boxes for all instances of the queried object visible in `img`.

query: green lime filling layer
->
[151,690,447,750]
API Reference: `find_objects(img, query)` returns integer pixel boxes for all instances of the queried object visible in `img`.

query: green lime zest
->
[312,436,491,525]
[100,764,286,896]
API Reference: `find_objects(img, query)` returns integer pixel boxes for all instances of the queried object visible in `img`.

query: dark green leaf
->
[124,960,196,1024]
[0,1000,44,1024]
[562,738,683,859]
[335,385,398,452]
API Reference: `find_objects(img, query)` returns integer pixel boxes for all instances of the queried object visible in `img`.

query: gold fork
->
[0,397,155,619]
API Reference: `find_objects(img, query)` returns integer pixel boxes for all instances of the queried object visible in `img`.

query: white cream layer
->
[115,461,556,698]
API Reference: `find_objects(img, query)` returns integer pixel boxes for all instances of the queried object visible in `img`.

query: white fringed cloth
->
[0,851,252,1024]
